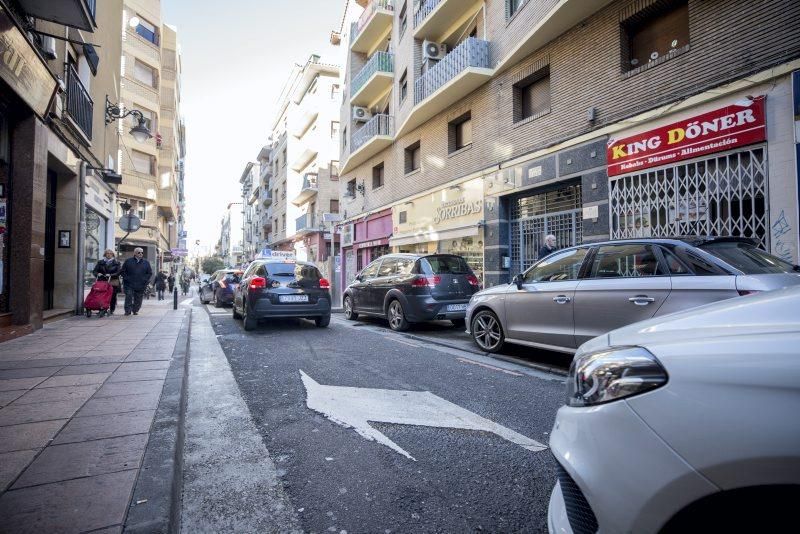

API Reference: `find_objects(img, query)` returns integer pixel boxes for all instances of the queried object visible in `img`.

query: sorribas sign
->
[607,97,766,177]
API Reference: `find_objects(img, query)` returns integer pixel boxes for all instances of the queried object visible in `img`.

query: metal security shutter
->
[609,147,769,249]
[510,184,583,274]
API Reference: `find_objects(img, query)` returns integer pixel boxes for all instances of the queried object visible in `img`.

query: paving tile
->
[0,350,87,362]
[0,358,78,370]
[55,363,121,376]
[0,399,85,427]
[0,377,46,393]
[0,469,138,533]
[37,373,111,388]
[13,434,148,488]
[77,392,161,417]
[124,352,173,362]
[13,384,100,405]
[73,354,128,365]
[87,526,122,534]
[94,380,164,398]
[0,390,26,407]
[0,449,39,492]
[117,361,170,372]
[53,410,156,444]
[0,420,67,453]
[108,369,168,383]
[0,367,62,380]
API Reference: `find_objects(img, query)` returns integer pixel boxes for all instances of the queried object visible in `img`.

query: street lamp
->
[105,97,153,143]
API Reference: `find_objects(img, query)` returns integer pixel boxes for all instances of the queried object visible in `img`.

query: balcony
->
[413,0,482,41]
[290,91,319,138]
[292,173,319,206]
[350,0,394,55]
[398,37,491,137]
[65,64,93,141]
[18,0,96,31]
[350,51,394,108]
[157,188,176,218]
[341,114,394,174]
[291,142,319,173]
[261,188,273,208]
[295,212,319,235]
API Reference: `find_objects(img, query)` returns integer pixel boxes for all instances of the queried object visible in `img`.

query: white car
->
[548,286,800,533]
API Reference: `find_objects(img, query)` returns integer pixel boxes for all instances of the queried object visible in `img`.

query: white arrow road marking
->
[300,370,547,461]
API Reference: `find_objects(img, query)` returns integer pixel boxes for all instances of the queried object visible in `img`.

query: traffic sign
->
[171,248,189,256]
[118,214,141,232]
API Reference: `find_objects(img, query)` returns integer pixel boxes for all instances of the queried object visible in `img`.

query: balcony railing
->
[352,114,394,152]
[261,188,273,207]
[293,173,319,206]
[414,37,490,105]
[351,0,394,46]
[295,213,318,233]
[66,64,93,140]
[413,0,440,28]
[351,51,394,97]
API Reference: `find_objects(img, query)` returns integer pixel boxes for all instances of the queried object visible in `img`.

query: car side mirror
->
[512,274,524,290]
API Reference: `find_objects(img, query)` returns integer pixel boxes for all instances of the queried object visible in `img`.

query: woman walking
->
[93,249,122,315]
[155,271,168,300]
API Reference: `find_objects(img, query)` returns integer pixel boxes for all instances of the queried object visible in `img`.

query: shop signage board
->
[607,97,767,177]
[170,248,189,256]
[0,7,58,119]
[392,178,484,237]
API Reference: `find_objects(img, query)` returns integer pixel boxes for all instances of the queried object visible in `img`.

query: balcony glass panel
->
[350,0,394,52]
[413,0,441,28]
[414,37,490,105]
[352,114,394,152]
[351,52,394,97]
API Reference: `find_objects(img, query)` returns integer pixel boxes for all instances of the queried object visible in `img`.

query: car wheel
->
[242,301,257,331]
[315,315,330,328]
[451,318,466,328]
[387,300,409,332]
[343,295,358,320]
[471,310,505,353]
[232,302,242,320]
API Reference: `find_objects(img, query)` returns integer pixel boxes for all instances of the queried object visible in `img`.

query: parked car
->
[466,237,800,353]
[199,269,242,307]
[548,285,800,533]
[232,259,331,331]
[343,253,481,331]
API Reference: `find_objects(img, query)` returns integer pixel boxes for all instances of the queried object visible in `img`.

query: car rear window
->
[265,262,322,280]
[699,242,796,274]
[224,273,241,283]
[420,255,471,275]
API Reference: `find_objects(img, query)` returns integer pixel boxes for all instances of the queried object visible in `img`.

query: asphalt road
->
[204,302,566,533]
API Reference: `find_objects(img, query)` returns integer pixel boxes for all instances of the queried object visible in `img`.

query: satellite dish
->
[128,16,140,28]
[118,214,142,232]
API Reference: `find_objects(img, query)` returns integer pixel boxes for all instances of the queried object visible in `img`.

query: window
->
[342,125,348,152]
[133,104,155,131]
[133,60,156,87]
[135,200,147,220]
[331,121,339,139]
[588,244,664,278]
[399,70,408,103]
[331,84,340,99]
[404,141,420,174]
[282,148,287,167]
[524,248,588,283]
[330,160,339,180]
[448,112,472,153]
[399,211,407,224]
[281,214,286,230]
[623,0,689,72]
[330,199,339,213]
[134,16,158,44]
[372,163,384,188]
[399,2,407,37]
[360,260,381,280]
[659,247,690,275]
[378,258,399,277]
[699,241,795,275]
[130,150,154,174]
[507,0,527,19]
[346,178,356,197]
[513,66,550,123]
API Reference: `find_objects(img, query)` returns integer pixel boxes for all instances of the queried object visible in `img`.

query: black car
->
[199,269,241,307]
[343,253,480,331]
[232,259,331,331]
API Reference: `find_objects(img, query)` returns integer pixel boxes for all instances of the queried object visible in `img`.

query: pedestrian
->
[167,272,175,294]
[120,247,153,316]
[538,234,558,260]
[155,271,167,300]
[92,249,122,315]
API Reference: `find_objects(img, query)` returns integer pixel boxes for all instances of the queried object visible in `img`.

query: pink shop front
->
[340,209,392,289]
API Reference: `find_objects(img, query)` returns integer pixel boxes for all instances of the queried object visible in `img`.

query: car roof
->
[562,236,758,249]
[255,259,317,267]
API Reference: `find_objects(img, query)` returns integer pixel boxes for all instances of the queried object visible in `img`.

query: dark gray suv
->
[343,253,481,331]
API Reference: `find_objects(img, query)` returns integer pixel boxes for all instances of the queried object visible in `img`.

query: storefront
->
[390,178,485,282]
[340,208,392,288]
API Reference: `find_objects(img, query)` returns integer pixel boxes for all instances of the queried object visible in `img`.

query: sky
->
[161,0,344,251]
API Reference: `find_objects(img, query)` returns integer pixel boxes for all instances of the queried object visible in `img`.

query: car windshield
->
[699,241,797,274]
[421,255,471,275]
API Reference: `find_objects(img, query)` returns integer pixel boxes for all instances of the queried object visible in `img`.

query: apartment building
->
[336,0,800,288]
[239,161,262,261]
[266,55,342,269]
[115,0,184,272]
[218,202,244,268]
[0,0,124,335]
[256,145,274,250]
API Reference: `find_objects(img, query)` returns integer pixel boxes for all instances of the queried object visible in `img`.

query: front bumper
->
[548,400,717,533]
[251,297,331,319]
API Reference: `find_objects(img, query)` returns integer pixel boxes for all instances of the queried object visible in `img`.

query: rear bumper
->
[217,292,235,304]
[251,297,331,319]
[403,295,470,322]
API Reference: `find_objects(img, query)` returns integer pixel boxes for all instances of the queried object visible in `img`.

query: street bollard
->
[173,286,178,310]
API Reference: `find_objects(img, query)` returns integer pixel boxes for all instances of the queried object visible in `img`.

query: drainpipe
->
[75,160,87,315]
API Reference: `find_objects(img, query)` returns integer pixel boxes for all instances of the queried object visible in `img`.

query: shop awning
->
[389,225,479,247]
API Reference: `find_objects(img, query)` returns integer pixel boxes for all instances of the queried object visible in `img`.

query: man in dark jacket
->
[538,234,558,260]
[121,248,153,316]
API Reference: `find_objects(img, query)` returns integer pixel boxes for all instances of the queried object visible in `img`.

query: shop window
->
[134,16,158,44]
[399,1,408,37]
[399,69,408,104]
[133,59,156,87]
[130,149,154,174]
[405,141,421,174]
[513,66,550,123]
[330,160,339,180]
[622,0,689,72]
[330,199,339,213]
[448,111,472,153]
[372,163,384,188]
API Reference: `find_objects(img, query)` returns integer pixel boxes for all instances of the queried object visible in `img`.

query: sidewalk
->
[0,294,190,533]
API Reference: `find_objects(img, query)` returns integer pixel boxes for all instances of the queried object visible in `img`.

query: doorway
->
[43,170,57,310]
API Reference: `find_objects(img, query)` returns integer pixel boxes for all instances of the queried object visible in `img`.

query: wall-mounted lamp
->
[105,97,153,143]
[88,166,122,185]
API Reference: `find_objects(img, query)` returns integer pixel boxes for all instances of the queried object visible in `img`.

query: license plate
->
[447,303,467,312]
[279,295,308,303]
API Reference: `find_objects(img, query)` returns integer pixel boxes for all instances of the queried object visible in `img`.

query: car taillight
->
[319,278,330,289]
[250,277,266,289]
[466,274,480,286]
[738,289,759,296]
[411,275,441,287]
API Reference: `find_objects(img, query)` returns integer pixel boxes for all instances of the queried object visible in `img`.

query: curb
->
[123,307,192,533]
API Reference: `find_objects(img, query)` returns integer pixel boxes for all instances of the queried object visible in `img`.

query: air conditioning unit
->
[423,40,447,61]
[41,36,57,60]
[352,106,372,123]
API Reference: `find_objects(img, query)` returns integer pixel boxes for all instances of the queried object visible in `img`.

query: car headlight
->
[566,346,668,407]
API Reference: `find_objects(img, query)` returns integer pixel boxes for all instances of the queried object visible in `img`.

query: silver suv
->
[466,237,800,353]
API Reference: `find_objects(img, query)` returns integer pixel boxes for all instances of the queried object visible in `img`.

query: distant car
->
[342,253,481,332]
[199,269,241,307]
[548,285,800,533]
[232,259,331,331]
[465,237,800,354]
